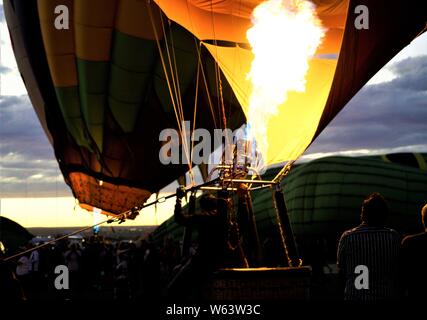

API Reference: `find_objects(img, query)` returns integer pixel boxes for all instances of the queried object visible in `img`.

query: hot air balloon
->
[0,217,34,254]
[4,0,427,218]
[151,153,427,263]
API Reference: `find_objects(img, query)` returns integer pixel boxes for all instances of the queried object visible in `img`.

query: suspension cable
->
[158,10,194,183]
[182,0,218,130]
[189,61,201,186]
[147,2,193,177]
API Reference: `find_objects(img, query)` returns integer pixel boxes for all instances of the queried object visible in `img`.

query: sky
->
[0,1,426,228]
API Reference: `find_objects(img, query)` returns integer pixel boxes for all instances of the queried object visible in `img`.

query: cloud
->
[300,144,427,163]
[1,56,427,198]
[388,56,427,91]
[306,55,427,156]
[0,95,71,197]
[0,64,11,73]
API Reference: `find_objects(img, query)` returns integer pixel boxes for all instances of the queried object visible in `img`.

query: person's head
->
[360,193,389,227]
[422,204,427,230]
[200,193,230,214]
[199,194,218,212]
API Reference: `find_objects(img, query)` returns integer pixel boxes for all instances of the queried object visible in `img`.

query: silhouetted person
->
[400,204,427,299]
[140,240,161,300]
[64,243,82,298]
[15,250,31,299]
[29,246,41,294]
[0,261,25,301]
[0,244,25,301]
[168,187,247,298]
[236,184,261,267]
[337,193,401,301]
[114,246,131,300]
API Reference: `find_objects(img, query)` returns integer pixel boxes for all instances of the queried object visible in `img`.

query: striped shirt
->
[337,223,401,301]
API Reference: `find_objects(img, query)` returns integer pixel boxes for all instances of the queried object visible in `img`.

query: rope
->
[147,4,181,131]
[209,1,223,129]
[147,2,194,177]
[226,191,240,251]
[137,177,220,212]
[218,73,227,130]
[159,13,193,180]
[160,15,185,127]
[184,0,218,128]
[166,18,185,126]
[189,61,201,186]
[273,160,295,184]
[197,41,218,128]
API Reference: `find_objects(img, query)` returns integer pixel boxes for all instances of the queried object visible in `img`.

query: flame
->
[246,0,325,159]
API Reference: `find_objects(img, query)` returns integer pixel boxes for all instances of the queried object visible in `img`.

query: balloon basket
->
[203,266,311,300]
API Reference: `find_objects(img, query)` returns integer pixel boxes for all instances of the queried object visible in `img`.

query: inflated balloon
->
[152,153,427,255]
[4,0,426,215]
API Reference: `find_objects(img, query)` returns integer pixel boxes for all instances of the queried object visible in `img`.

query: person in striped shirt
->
[337,193,401,301]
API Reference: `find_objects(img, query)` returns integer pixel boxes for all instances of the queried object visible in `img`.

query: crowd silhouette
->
[0,195,426,301]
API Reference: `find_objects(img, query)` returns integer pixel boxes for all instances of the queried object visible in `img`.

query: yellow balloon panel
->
[155,0,348,48]
[38,0,77,87]
[267,58,337,163]
[203,43,337,165]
